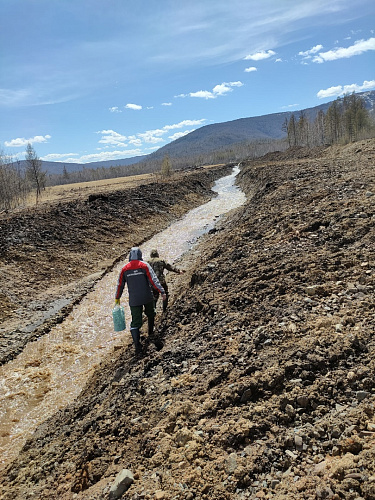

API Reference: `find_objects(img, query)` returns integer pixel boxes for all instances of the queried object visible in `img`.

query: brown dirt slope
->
[0,165,232,365]
[1,140,375,499]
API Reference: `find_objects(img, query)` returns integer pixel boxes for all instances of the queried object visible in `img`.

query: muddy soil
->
[1,140,375,500]
[0,165,232,365]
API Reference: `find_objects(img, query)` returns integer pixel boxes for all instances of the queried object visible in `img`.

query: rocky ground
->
[0,140,375,500]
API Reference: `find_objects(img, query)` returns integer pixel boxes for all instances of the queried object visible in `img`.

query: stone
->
[356,390,370,401]
[314,461,327,474]
[294,435,303,449]
[270,479,280,489]
[285,404,296,417]
[296,395,309,408]
[225,452,237,473]
[240,388,252,403]
[109,469,134,500]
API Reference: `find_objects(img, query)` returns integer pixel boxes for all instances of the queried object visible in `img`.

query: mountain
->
[148,90,375,161]
[18,90,375,174]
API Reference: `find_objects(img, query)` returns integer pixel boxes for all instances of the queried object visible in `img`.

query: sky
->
[1,0,374,165]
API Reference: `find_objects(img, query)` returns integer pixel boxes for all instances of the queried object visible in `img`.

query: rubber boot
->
[148,316,155,337]
[130,328,142,354]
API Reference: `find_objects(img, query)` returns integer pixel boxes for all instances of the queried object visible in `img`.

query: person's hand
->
[115,298,120,305]
[162,293,167,301]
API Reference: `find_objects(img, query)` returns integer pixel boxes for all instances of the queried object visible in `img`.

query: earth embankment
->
[1,140,375,499]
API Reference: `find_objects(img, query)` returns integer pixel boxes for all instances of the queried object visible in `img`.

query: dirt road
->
[1,141,375,499]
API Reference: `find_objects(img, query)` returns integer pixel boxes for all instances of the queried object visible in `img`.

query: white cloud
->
[298,44,323,57]
[98,130,128,146]
[138,130,165,144]
[125,103,142,110]
[0,88,31,106]
[128,135,142,146]
[317,79,375,98]
[244,66,257,72]
[163,119,206,130]
[190,90,216,99]
[244,50,275,61]
[313,37,375,63]
[5,134,51,148]
[162,102,172,106]
[109,106,122,113]
[275,58,283,63]
[64,149,143,164]
[95,119,206,153]
[281,103,299,110]
[189,81,243,99]
[41,153,78,161]
[168,130,192,141]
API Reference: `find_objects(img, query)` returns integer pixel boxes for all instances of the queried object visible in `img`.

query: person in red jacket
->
[115,247,166,354]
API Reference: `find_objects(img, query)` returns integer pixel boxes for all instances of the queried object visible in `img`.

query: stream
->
[0,166,245,470]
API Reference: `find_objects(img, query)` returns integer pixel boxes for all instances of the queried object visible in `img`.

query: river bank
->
[1,140,375,499]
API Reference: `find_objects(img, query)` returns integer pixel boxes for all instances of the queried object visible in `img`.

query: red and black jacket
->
[115,260,165,307]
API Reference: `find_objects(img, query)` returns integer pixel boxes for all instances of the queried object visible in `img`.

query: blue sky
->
[1,0,374,164]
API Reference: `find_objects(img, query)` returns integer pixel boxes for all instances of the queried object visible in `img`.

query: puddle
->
[0,166,245,469]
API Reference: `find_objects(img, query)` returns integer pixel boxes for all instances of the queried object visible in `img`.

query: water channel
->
[0,166,245,469]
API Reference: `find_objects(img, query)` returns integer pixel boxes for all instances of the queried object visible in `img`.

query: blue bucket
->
[112,305,126,332]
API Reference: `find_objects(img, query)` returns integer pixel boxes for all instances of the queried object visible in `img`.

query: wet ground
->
[1,141,375,499]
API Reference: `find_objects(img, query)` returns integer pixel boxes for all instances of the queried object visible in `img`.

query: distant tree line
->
[283,93,374,148]
[0,138,287,210]
[46,138,288,188]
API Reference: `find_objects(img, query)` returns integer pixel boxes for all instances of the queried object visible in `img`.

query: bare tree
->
[161,154,173,177]
[297,110,309,147]
[287,114,297,147]
[25,143,46,203]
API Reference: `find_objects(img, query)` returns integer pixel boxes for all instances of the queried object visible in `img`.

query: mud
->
[1,140,375,499]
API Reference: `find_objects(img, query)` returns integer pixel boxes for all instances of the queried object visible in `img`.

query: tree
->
[62,165,70,184]
[325,100,342,144]
[297,110,309,147]
[313,110,326,146]
[25,143,46,203]
[342,93,370,142]
[287,114,297,147]
[161,154,173,177]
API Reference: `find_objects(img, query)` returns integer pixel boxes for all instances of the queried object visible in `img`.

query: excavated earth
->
[1,140,375,500]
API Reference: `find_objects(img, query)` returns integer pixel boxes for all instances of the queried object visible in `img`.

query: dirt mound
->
[1,140,374,499]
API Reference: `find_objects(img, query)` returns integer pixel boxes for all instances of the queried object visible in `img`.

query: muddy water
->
[0,167,245,469]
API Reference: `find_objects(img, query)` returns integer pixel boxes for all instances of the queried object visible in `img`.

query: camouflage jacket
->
[148,257,180,285]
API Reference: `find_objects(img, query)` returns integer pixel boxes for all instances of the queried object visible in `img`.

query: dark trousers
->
[130,301,155,329]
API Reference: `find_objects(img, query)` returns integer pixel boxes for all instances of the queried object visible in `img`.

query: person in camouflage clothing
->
[148,249,184,313]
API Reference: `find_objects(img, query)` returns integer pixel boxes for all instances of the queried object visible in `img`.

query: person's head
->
[150,249,159,258]
[129,247,143,261]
